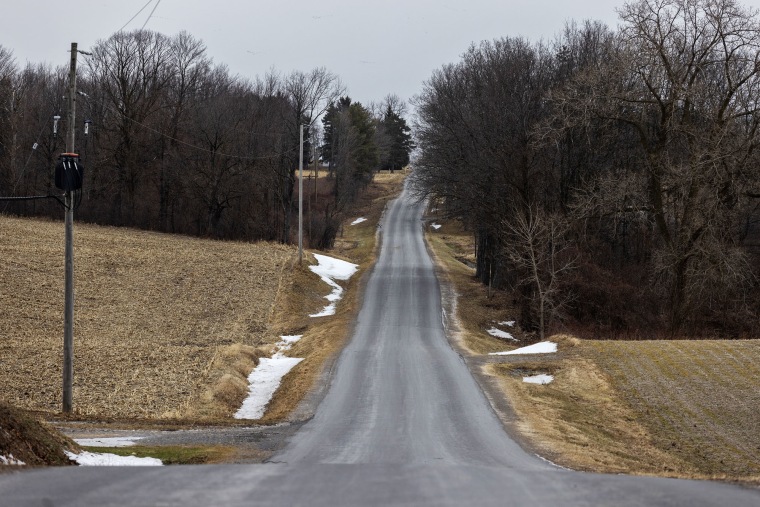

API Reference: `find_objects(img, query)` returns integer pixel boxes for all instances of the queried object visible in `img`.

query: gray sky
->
[3,1,760,106]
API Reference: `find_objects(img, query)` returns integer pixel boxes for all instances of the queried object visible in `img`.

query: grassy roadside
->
[0,403,79,468]
[587,340,760,479]
[259,170,409,423]
[425,213,760,483]
[424,219,528,354]
[78,445,238,465]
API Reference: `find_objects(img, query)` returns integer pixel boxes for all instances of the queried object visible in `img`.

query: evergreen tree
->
[378,105,414,172]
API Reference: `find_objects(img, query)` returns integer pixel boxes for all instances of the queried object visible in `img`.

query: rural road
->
[1,184,759,506]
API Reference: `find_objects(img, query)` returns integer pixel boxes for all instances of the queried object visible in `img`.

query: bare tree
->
[0,46,19,194]
[183,67,250,237]
[504,207,576,339]
[275,68,344,243]
[86,29,173,225]
[551,0,760,331]
[414,37,556,288]
[157,31,211,230]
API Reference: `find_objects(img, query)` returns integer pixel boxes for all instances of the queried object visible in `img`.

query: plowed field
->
[0,216,294,419]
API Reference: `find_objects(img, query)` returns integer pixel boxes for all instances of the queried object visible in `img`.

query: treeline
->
[0,30,412,248]
[414,0,760,337]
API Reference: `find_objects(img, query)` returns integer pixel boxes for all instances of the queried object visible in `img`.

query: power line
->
[117,0,154,33]
[0,193,68,209]
[140,0,163,30]
[5,136,41,196]
[2,114,58,213]
[88,95,296,161]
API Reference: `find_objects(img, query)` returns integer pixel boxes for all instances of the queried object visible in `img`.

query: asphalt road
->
[1,185,758,506]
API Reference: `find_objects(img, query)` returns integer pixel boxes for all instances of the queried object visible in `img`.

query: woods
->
[0,31,412,250]
[3,0,758,338]
[414,0,760,337]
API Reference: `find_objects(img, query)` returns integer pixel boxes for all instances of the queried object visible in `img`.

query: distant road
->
[1,184,758,506]
[273,182,540,467]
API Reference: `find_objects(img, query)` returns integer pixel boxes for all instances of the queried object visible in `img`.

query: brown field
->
[588,340,760,478]
[426,212,760,482]
[0,215,294,419]
[0,169,408,425]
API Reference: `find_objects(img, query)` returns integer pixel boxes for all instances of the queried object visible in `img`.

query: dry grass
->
[79,444,238,465]
[0,402,79,467]
[190,343,270,420]
[492,339,760,481]
[425,214,760,483]
[259,169,409,423]
[425,219,529,355]
[0,169,407,424]
[587,340,760,479]
[489,341,691,477]
[0,215,294,420]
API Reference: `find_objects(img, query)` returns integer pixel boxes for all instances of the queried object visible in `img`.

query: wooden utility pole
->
[62,42,77,413]
[313,144,318,205]
[298,124,304,264]
[310,144,317,243]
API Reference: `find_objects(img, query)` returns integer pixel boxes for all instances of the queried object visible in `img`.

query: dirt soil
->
[0,403,78,468]
[0,216,294,419]
[587,340,760,479]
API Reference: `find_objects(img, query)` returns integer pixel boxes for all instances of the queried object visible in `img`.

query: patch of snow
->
[497,320,515,327]
[350,217,368,225]
[234,335,304,420]
[0,454,26,465]
[486,327,517,341]
[536,453,573,471]
[489,341,558,356]
[523,374,554,385]
[308,277,343,317]
[278,335,303,349]
[431,223,442,230]
[309,254,359,318]
[65,451,162,466]
[75,437,144,448]
[310,254,358,280]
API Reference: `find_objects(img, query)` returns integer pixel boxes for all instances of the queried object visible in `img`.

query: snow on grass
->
[0,454,25,465]
[498,320,515,327]
[310,254,358,280]
[65,450,162,466]
[350,217,368,225]
[234,335,304,420]
[431,223,442,230]
[75,437,144,448]
[489,341,558,356]
[486,327,517,341]
[309,254,359,318]
[523,374,554,385]
[279,335,302,348]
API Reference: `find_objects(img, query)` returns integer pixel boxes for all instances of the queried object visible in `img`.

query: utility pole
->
[63,42,77,413]
[298,124,304,265]
[310,143,317,243]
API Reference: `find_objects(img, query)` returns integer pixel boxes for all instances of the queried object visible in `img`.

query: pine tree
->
[379,105,414,172]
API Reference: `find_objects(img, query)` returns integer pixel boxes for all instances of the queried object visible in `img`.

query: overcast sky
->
[4,0,760,107]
